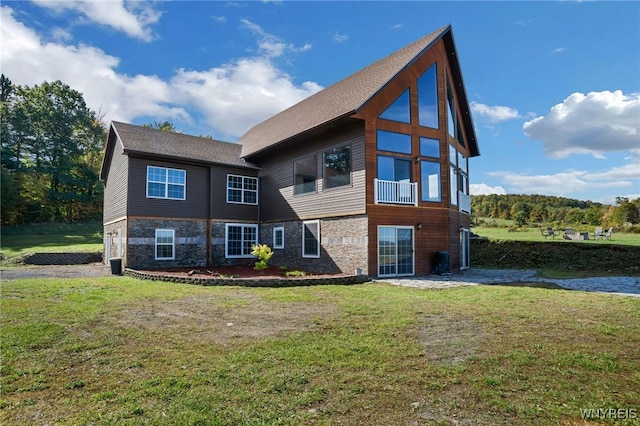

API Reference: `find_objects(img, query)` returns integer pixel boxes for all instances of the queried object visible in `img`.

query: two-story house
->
[100,24,479,278]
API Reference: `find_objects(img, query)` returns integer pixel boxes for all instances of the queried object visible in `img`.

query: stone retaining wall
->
[24,252,103,265]
[123,268,370,287]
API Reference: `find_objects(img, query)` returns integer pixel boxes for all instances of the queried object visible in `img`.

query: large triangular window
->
[379,89,410,124]
[418,63,438,129]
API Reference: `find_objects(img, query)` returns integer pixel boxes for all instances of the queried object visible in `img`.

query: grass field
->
[1,277,639,425]
[473,226,640,246]
[0,221,102,266]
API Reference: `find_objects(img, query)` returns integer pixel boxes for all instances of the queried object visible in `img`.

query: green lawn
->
[473,226,640,246]
[0,221,102,266]
[1,277,638,425]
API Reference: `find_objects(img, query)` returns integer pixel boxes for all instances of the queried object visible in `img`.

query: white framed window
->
[273,227,284,249]
[147,166,186,200]
[227,174,258,205]
[302,220,320,258]
[155,229,175,260]
[225,224,258,258]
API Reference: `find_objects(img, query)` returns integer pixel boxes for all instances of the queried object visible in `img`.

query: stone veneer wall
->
[260,215,368,275]
[127,219,207,269]
[210,220,259,267]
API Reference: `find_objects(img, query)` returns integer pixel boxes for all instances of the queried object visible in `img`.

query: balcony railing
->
[459,191,471,214]
[374,178,418,206]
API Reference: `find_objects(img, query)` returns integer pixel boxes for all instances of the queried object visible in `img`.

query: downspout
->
[257,175,261,243]
[207,165,213,267]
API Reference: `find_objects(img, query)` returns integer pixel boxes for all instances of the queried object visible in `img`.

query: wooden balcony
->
[374,178,418,206]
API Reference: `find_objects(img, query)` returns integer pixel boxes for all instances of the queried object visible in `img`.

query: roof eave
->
[242,112,358,161]
[444,31,480,157]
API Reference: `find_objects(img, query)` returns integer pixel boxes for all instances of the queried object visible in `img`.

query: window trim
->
[302,220,320,259]
[323,144,352,190]
[146,166,186,200]
[225,223,258,258]
[273,227,285,249]
[155,229,175,260]
[226,174,258,205]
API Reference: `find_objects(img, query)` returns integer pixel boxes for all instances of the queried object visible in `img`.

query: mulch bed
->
[135,265,350,280]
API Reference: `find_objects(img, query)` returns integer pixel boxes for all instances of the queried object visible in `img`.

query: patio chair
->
[602,227,614,240]
[541,227,556,239]
[563,227,576,240]
[591,226,603,240]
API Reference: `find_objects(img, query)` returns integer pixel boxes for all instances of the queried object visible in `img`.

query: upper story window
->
[324,145,351,189]
[147,166,185,200]
[294,155,317,195]
[376,130,412,155]
[227,174,258,205]
[418,63,438,129]
[445,76,454,136]
[419,137,440,159]
[377,155,411,182]
[420,160,441,202]
[378,89,410,124]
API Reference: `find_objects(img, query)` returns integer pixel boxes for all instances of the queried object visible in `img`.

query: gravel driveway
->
[1,263,112,280]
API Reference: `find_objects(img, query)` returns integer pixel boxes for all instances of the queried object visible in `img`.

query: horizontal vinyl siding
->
[127,157,209,219]
[103,141,128,224]
[258,122,366,222]
[210,166,259,222]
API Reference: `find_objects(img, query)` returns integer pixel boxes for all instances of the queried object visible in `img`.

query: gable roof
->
[100,121,256,181]
[238,24,478,158]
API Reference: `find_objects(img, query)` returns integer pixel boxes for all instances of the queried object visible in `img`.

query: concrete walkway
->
[374,268,640,297]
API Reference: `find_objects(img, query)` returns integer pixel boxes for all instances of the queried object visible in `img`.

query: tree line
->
[2,75,639,231]
[1,75,106,225]
[472,194,640,231]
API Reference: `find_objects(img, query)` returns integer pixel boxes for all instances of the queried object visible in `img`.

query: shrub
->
[251,244,274,271]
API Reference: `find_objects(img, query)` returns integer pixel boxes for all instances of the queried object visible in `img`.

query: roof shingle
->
[111,121,256,169]
[238,25,451,158]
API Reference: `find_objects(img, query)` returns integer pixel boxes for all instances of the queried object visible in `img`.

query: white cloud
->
[470,183,506,196]
[211,15,227,23]
[332,32,349,43]
[32,0,161,41]
[240,19,312,58]
[470,102,521,122]
[171,59,322,139]
[0,6,322,139]
[552,47,566,54]
[523,90,640,159]
[487,163,639,199]
[0,6,186,123]
[390,24,404,30]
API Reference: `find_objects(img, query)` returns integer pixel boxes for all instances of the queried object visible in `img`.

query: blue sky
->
[2,1,638,205]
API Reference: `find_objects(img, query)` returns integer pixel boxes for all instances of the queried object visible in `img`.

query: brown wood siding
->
[210,165,259,222]
[103,139,129,224]
[127,157,210,219]
[255,122,366,222]
[353,38,474,276]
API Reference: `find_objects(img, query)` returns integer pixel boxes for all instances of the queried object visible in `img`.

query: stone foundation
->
[260,215,368,275]
[127,219,208,269]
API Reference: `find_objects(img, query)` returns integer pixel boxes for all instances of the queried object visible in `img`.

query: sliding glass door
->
[378,226,414,277]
